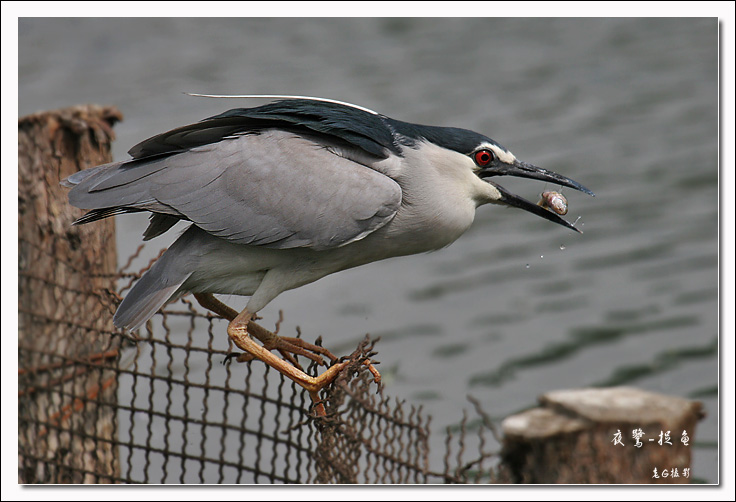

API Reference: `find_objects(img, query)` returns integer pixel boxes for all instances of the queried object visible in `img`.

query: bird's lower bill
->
[489,181,581,233]
[479,160,594,233]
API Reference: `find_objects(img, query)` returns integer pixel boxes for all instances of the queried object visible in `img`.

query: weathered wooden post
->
[500,386,704,483]
[18,105,123,483]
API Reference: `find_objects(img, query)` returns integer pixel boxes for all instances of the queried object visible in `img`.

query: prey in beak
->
[478,159,595,233]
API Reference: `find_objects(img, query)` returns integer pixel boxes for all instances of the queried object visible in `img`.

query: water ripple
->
[468,315,701,387]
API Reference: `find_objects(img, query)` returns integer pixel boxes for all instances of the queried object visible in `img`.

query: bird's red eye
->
[474,149,494,167]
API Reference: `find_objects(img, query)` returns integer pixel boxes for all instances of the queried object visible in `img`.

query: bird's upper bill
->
[477,159,595,233]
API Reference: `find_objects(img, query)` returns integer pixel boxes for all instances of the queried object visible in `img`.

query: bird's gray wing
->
[66,129,402,250]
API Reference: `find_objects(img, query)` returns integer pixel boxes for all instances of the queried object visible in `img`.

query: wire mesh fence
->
[19,236,508,484]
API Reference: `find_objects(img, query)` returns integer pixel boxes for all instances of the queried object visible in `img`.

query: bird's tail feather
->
[113,273,191,331]
[114,226,203,331]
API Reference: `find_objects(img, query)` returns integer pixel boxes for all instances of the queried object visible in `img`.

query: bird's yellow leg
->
[193,292,239,320]
[193,293,381,416]
[193,293,333,367]
[228,309,351,409]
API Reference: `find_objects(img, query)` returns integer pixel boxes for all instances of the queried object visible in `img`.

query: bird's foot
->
[225,331,380,383]
[228,321,381,416]
[247,323,338,370]
[195,293,380,416]
[223,336,334,368]
[227,321,350,416]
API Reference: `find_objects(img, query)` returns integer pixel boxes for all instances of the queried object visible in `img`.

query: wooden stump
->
[500,387,704,484]
[18,105,123,483]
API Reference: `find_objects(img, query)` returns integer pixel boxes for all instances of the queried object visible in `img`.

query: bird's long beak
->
[478,160,594,233]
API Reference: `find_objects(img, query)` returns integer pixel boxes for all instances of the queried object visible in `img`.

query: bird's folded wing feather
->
[67,129,402,251]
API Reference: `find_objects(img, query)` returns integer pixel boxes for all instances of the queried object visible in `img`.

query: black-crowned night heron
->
[62,96,593,408]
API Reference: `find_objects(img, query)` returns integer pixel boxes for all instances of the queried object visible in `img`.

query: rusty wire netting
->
[18,237,505,484]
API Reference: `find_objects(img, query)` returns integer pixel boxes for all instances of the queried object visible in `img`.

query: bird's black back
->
[127,99,502,161]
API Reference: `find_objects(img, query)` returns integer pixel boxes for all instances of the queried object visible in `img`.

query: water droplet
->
[540,255,544,259]
[525,264,530,269]
[559,244,566,251]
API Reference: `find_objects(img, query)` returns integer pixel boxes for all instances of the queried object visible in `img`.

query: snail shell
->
[538,191,568,215]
